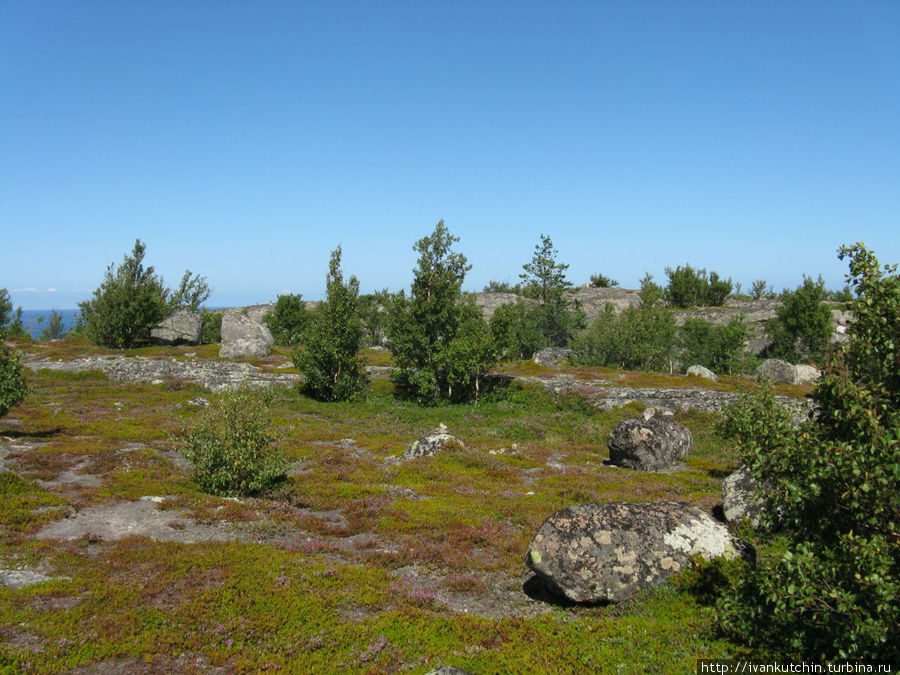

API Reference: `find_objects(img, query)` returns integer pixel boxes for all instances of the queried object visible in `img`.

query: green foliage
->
[38,309,67,341]
[386,220,495,404]
[169,269,212,311]
[664,264,733,308]
[0,288,27,339]
[764,274,832,363]
[180,388,288,497]
[482,280,523,294]
[489,301,546,361]
[750,279,772,300]
[716,244,900,660]
[519,234,584,347]
[0,341,29,418]
[574,298,677,372]
[77,240,171,348]
[827,285,854,303]
[358,288,391,347]
[264,293,309,346]
[293,246,368,402]
[588,273,619,288]
[680,315,752,375]
[200,309,222,344]
[639,272,664,308]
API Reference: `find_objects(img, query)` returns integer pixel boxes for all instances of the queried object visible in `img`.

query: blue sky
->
[2,1,898,309]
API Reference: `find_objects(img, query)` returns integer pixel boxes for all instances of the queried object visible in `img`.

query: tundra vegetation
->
[2,241,893,671]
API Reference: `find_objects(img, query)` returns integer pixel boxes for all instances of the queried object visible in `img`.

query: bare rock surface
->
[532,347,578,367]
[24,355,300,392]
[0,568,61,589]
[606,411,692,471]
[219,309,274,358]
[403,424,466,460]
[526,501,752,603]
[723,465,767,528]
[795,364,821,385]
[755,359,799,384]
[150,308,202,345]
[686,364,718,382]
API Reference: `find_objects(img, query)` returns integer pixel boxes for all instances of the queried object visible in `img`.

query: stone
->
[606,413,692,471]
[686,364,718,382]
[526,501,752,603]
[150,308,202,345]
[219,310,275,358]
[425,668,473,675]
[0,569,57,589]
[403,423,466,460]
[795,364,821,385]
[532,347,577,367]
[755,358,799,385]
[722,465,765,528]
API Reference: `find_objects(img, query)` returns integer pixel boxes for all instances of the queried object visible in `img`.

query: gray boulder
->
[607,410,692,471]
[403,424,466,460]
[795,364,821,385]
[755,359,799,385]
[150,308,201,345]
[425,668,473,675]
[532,347,577,367]
[219,310,274,359]
[526,501,752,603]
[722,465,765,528]
[686,364,718,382]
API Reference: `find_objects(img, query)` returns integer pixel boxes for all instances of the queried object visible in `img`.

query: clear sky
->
[2,1,898,309]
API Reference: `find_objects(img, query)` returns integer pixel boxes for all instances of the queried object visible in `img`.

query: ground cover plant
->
[0,333,774,673]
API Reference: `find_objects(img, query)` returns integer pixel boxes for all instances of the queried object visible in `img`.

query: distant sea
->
[18,309,81,339]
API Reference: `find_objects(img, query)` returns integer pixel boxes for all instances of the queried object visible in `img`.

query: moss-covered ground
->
[0,340,774,673]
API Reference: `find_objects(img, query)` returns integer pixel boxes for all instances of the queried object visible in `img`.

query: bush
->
[180,388,288,497]
[264,294,309,346]
[489,301,546,361]
[715,244,900,660]
[482,280,523,294]
[764,274,832,363]
[78,240,171,348]
[169,270,212,311]
[588,273,619,288]
[358,288,390,347]
[680,315,751,375]
[386,220,495,404]
[664,264,733,308]
[0,342,29,419]
[38,310,67,341]
[200,309,222,344]
[0,289,27,339]
[293,246,368,402]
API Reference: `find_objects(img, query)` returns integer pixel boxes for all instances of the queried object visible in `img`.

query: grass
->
[0,340,755,673]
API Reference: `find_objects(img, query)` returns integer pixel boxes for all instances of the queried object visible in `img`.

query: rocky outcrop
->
[795,364,821,385]
[220,309,274,358]
[403,424,466,460]
[686,365,717,382]
[150,309,202,345]
[532,347,577,367]
[755,359,799,384]
[606,410,692,471]
[526,501,752,603]
[722,465,766,528]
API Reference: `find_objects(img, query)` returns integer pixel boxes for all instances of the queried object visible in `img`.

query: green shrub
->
[716,244,900,660]
[264,293,309,346]
[764,274,832,363]
[588,273,619,288]
[38,310,67,341]
[750,279,773,300]
[169,270,212,311]
[489,301,546,361]
[0,342,29,418]
[293,246,368,402]
[200,309,222,344]
[519,234,585,347]
[0,288,27,339]
[386,220,495,404]
[180,388,288,497]
[482,280,523,294]
[664,264,733,308]
[680,315,752,375]
[357,288,390,347]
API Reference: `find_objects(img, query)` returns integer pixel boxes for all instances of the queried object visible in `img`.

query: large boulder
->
[795,364,821,385]
[219,310,274,359]
[754,359,799,385]
[606,410,692,471]
[150,308,202,345]
[526,501,752,603]
[403,424,465,460]
[686,364,717,382]
[722,465,766,528]
[532,347,577,367]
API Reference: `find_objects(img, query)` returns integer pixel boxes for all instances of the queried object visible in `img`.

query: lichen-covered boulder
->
[526,501,752,603]
[219,310,274,358]
[150,308,201,345]
[795,364,821,385]
[686,364,718,382]
[722,465,766,528]
[755,358,799,385]
[403,424,465,460]
[532,347,577,367]
[606,410,692,471]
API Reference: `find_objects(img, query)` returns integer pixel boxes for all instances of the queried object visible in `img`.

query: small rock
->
[795,364,821,385]
[403,424,466,460]
[607,415,692,471]
[686,364,718,382]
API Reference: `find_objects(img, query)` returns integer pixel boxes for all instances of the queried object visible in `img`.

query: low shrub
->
[179,388,288,497]
[0,342,29,418]
[200,309,222,344]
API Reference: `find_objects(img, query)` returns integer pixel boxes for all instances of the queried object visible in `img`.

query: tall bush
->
[386,220,495,404]
[489,301,545,361]
[664,264,733,308]
[293,246,368,402]
[0,343,29,419]
[680,316,750,375]
[264,294,309,346]
[764,274,832,363]
[520,234,584,347]
[716,243,899,659]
